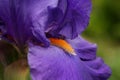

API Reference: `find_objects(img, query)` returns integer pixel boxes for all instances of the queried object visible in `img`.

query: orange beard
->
[49,38,76,55]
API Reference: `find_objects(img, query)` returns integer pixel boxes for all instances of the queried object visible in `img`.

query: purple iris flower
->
[0,0,111,80]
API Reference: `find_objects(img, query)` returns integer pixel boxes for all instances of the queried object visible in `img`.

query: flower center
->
[1,33,76,56]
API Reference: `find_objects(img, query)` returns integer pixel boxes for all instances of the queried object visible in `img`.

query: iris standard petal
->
[29,0,59,46]
[46,0,92,39]
[0,0,59,46]
[0,0,29,46]
[28,43,93,80]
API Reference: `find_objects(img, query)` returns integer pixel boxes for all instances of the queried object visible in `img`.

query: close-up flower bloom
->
[0,0,111,80]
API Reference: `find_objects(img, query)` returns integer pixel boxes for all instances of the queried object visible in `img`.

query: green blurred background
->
[83,0,120,80]
[0,0,120,80]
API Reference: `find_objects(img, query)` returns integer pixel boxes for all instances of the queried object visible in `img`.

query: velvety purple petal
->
[29,0,59,46]
[46,0,92,39]
[59,0,92,39]
[67,36,111,79]
[0,0,59,46]
[85,57,112,80]
[28,43,93,80]
[67,36,97,60]
[0,0,27,46]
[28,42,111,80]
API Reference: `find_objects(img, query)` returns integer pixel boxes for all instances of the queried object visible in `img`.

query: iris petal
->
[28,43,93,80]
[0,0,92,45]
[67,36,111,79]
[46,0,92,39]
[28,36,111,80]
[85,57,111,80]
[0,0,59,46]
[67,36,96,60]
